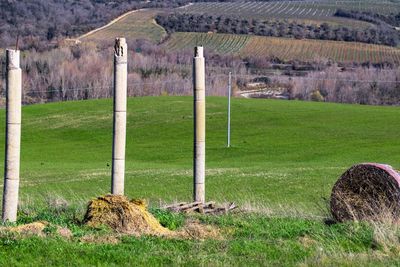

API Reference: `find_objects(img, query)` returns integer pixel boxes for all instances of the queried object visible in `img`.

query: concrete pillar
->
[111,38,127,195]
[193,46,206,203]
[2,49,22,223]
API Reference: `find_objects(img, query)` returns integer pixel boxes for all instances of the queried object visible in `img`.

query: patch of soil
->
[57,227,73,239]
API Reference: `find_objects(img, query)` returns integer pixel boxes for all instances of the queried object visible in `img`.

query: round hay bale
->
[83,195,171,236]
[331,163,400,222]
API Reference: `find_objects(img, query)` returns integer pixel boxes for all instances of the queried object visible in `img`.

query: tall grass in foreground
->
[1,194,400,266]
[0,97,399,265]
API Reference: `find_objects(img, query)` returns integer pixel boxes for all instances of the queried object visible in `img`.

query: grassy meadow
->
[3,96,400,210]
[1,96,400,265]
[80,9,167,44]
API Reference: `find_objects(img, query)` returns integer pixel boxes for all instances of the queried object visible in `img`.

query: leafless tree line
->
[1,40,400,106]
[284,66,400,105]
[0,41,239,104]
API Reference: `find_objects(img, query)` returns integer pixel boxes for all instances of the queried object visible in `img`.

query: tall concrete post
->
[2,49,22,223]
[111,38,127,195]
[193,46,206,203]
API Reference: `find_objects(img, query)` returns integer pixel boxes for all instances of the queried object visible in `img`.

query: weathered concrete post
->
[2,49,22,223]
[111,38,127,195]
[193,46,206,203]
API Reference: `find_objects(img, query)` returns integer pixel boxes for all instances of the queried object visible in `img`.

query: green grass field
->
[4,96,400,209]
[1,96,400,265]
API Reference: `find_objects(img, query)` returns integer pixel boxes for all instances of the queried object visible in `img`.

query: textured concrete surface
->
[112,38,128,195]
[2,49,22,223]
[193,46,206,203]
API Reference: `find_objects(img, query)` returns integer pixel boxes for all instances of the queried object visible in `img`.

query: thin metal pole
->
[227,72,231,148]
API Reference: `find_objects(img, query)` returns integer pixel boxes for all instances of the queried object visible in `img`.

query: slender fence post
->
[193,46,206,203]
[111,38,128,195]
[2,49,22,223]
[227,71,232,148]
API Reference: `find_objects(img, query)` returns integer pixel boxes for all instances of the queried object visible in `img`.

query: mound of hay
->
[0,221,48,237]
[0,221,72,238]
[83,195,171,236]
[331,163,400,222]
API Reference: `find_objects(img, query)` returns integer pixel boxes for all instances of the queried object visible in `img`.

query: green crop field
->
[166,32,251,54]
[81,9,167,44]
[165,32,400,64]
[1,97,400,265]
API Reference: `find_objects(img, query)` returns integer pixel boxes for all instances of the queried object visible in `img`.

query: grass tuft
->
[149,208,185,230]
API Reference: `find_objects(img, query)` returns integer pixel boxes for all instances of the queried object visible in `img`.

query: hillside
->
[166,32,400,63]
[180,1,399,27]
[0,0,147,49]
[80,9,167,44]
[78,8,400,64]
[0,0,193,49]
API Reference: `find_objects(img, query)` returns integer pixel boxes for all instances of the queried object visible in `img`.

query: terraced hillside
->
[76,7,400,64]
[80,9,167,44]
[241,35,400,63]
[165,32,400,64]
[181,0,400,26]
[166,32,250,54]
